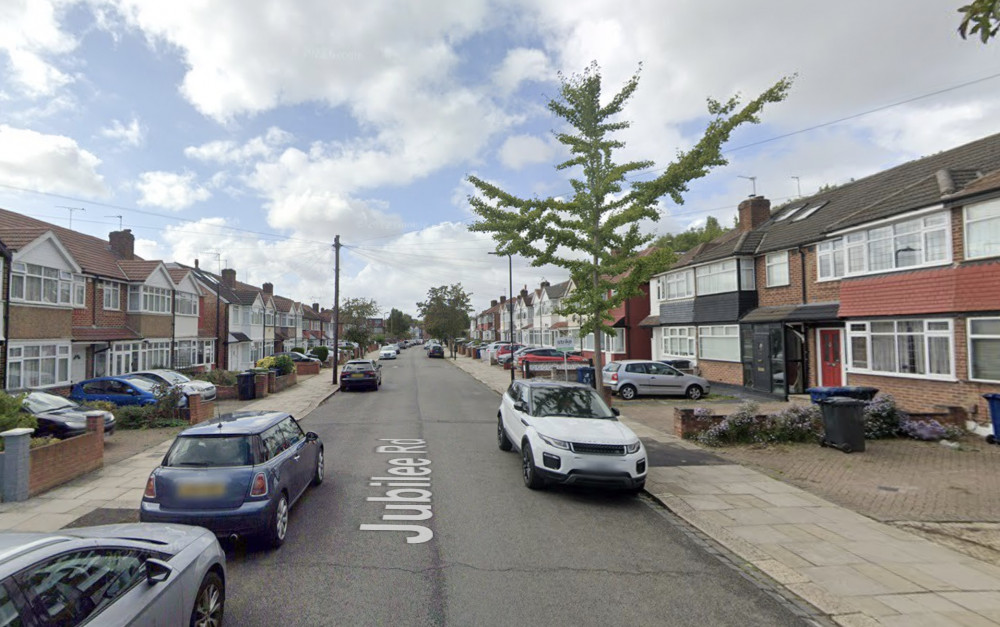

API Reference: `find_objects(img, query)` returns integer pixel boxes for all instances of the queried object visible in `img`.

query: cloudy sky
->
[1,1,999,316]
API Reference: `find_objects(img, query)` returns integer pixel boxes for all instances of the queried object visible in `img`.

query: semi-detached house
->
[648,131,1000,416]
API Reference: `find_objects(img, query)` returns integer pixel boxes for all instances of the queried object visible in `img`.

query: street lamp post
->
[488,251,515,383]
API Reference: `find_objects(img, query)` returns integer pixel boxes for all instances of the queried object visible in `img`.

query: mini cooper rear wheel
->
[266,493,289,548]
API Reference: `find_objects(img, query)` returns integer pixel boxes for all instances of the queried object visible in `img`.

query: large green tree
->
[959,0,1000,42]
[417,284,473,357]
[386,308,415,340]
[339,297,381,351]
[653,215,730,254]
[468,63,791,390]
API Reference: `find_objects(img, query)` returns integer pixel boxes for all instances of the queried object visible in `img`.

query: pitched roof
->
[174,264,240,304]
[117,260,163,281]
[0,207,138,279]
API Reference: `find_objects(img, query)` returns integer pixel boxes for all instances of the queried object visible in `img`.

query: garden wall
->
[28,416,104,496]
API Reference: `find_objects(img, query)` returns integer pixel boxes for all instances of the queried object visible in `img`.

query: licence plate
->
[177,483,225,498]
[350,373,365,378]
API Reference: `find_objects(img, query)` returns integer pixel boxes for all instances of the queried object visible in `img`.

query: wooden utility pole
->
[332,235,341,384]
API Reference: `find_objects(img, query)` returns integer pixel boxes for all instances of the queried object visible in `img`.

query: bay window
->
[965,199,1000,259]
[698,325,740,362]
[7,342,71,389]
[175,292,199,316]
[11,263,85,307]
[847,319,953,379]
[128,285,172,313]
[969,318,1000,382]
[766,251,790,287]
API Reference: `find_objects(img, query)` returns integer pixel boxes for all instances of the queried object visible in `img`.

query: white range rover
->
[497,380,647,492]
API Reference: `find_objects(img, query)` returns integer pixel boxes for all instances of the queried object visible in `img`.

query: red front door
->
[819,329,842,386]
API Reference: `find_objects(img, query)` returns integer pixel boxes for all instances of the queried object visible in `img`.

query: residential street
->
[223,348,809,626]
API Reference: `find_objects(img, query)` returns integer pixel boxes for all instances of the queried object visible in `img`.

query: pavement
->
[450,353,1000,627]
[0,367,344,534]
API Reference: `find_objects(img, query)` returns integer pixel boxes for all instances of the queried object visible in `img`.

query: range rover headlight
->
[539,434,570,450]
[625,441,642,454]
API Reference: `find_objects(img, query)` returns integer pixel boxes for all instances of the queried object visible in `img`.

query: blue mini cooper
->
[139,411,324,548]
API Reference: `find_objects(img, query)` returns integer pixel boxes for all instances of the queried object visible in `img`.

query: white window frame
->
[6,341,71,389]
[665,270,694,300]
[128,285,172,314]
[175,292,199,316]
[10,262,85,308]
[103,281,121,310]
[697,325,740,362]
[846,319,955,381]
[968,317,1000,383]
[695,260,738,295]
[965,199,1000,260]
[838,210,951,277]
[816,239,845,282]
[662,326,696,358]
[766,251,790,287]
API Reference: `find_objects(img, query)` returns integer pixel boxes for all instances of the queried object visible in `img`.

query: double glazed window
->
[698,325,739,362]
[175,292,198,316]
[128,285,171,313]
[662,326,696,357]
[969,318,1000,382]
[663,270,694,300]
[965,199,1000,259]
[7,342,71,389]
[103,282,121,310]
[695,260,738,295]
[11,262,85,307]
[766,251,789,287]
[847,319,952,379]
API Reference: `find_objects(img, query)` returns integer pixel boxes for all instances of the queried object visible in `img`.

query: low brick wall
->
[296,361,321,375]
[29,416,104,496]
[254,373,269,398]
[273,372,296,393]
[216,385,237,400]
[187,395,215,424]
[674,408,725,438]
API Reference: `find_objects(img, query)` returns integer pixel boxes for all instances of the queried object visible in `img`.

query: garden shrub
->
[696,401,760,446]
[862,394,906,439]
[82,400,116,413]
[309,346,329,363]
[194,370,238,386]
[113,404,187,429]
[0,391,35,433]
[767,404,823,443]
[273,354,295,376]
[291,347,305,354]
[256,356,276,370]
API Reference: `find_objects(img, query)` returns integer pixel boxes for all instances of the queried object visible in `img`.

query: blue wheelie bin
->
[577,366,596,388]
[984,393,1000,444]
[807,386,879,404]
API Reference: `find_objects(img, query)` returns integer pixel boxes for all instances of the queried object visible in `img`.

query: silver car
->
[0,523,225,625]
[603,359,711,400]
[129,369,218,402]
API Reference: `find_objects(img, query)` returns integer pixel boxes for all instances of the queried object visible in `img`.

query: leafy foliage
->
[273,354,295,376]
[309,346,329,362]
[193,370,239,386]
[695,402,823,446]
[652,216,730,254]
[113,405,187,430]
[82,400,116,413]
[863,394,906,439]
[290,347,305,354]
[467,62,792,389]
[386,308,415,340]
[255,356,276,369]
[958,0,1000,42]
[417,284,473,350]
[340,297,381,350]
[0,391,35,433]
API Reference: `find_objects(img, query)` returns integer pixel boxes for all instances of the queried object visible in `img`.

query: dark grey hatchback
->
[139,411,324,548]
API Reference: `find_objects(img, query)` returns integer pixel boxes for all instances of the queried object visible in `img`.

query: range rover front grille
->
[571,442,626,456]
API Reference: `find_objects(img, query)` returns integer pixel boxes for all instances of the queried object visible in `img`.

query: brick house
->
[646,131,1000,415]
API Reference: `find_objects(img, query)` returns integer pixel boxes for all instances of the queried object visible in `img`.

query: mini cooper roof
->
[180,411,292,436]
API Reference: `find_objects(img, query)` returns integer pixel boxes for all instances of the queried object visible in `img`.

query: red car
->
[518,348,589,365]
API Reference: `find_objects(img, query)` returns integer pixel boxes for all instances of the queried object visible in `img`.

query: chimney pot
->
[109,229,135,260]
[737,196,771,232]
[194,259,199,269]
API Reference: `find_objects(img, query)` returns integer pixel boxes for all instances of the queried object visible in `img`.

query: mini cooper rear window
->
[165,435,252,467]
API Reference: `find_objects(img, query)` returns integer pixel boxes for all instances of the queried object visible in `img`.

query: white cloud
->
[493,48,553,95]
[0,125,107,196]
[99,116,145,147]
[184,127,293,165]
[498,134,555,170]
[0,0,76,97]
[135,171,211,210]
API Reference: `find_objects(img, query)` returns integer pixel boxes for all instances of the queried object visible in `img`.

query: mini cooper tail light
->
[143,475,156,499]
[250,472,268,497]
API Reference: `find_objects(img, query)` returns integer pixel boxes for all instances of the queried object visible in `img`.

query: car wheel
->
[685,385,704,400]
[190,570,224,627]
[497,414,512,452]
[311,448,324,486]
[619,384,637,401]
[266,493,289,548]
[522,445,545,490]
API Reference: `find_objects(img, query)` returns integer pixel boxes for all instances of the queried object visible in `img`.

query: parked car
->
[379,346,398,360]
[130,369,217,402]
[340,359,381,391]
[519,348,589,366]
[428,344,445,358]
[494,343,525,365]
[497,380,646,492]
[276,351,321,363]
[21,391,116,438]
[603,359,710,400]
[0,523,225,626]
[69,376,182,407]
[140,411,323,548]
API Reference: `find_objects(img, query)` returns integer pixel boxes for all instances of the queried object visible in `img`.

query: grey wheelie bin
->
[818,396,866,453]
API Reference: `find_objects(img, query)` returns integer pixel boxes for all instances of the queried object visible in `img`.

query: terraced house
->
[647,132,1000,417]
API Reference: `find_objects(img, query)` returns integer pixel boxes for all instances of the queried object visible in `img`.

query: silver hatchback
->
[604,359,710,400]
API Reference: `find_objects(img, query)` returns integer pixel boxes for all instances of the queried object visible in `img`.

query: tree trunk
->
[592,245,605,394]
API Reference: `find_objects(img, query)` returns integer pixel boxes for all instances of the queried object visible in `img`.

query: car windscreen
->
[343,363,372,372]
[23,392,77,413]
[164,435,252,467]
[157,371,190,384]
[121,376,157,392]
[530,387,615,419]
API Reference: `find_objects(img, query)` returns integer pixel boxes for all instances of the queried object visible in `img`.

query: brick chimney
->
[500,295,506,303]
[491,299,498,307]
[221,268,236,288]
[262,282,273,295]
[540,280,550,288]
[109,229,135,260]
[738,196,771,232]
[520,287,528,299]
[312,302,319,311]
[194,259,199,269]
